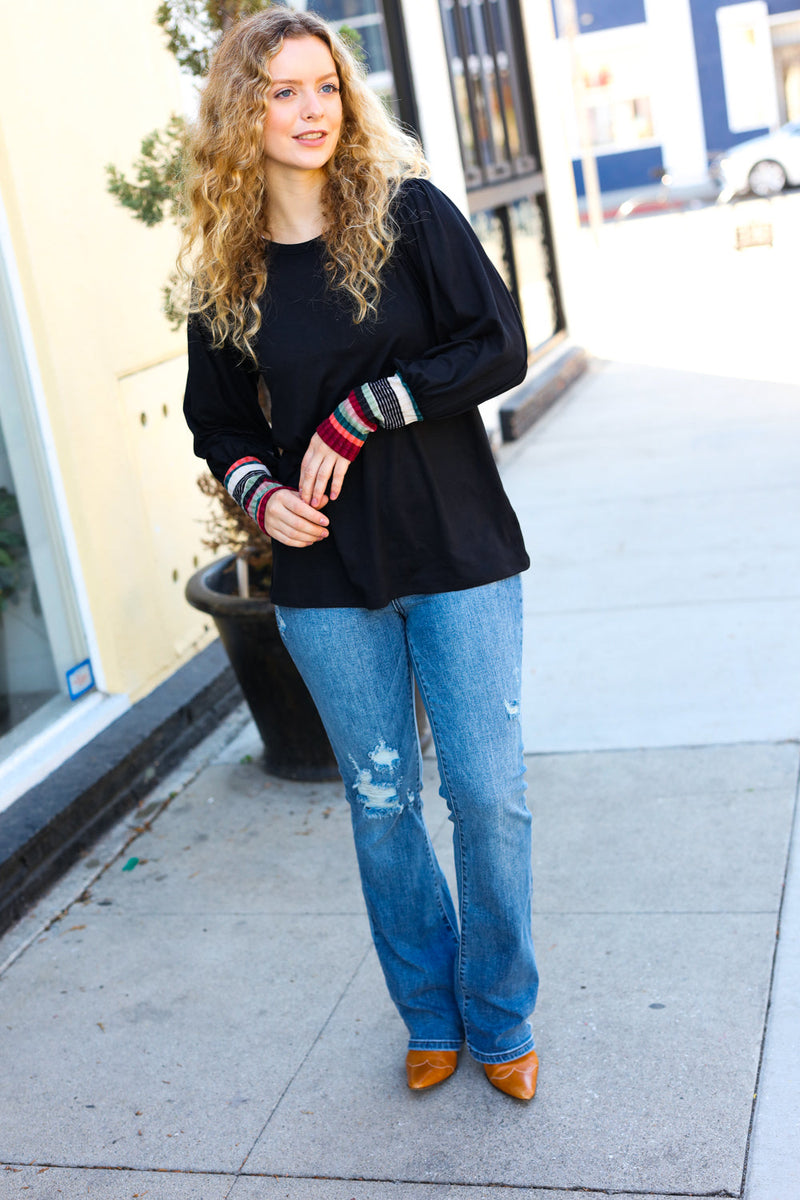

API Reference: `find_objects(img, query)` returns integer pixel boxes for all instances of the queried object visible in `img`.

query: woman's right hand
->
[263,488,329,548]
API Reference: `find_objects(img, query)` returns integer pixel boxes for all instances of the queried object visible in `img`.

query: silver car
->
[711,121,800,199]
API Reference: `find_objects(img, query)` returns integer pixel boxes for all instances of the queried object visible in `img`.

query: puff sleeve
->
[314,179,528,459]
[183,313,291,533]
[392,179,528,416]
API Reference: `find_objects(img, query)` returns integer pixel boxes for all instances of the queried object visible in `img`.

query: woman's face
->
[262,35,343,178]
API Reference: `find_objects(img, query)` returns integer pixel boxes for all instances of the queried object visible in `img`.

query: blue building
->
[552,0,800,194]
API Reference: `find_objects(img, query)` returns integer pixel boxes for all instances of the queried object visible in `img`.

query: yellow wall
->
[0,0,214,701]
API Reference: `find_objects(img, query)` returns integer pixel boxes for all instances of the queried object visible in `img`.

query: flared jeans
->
[274,574,538,1064]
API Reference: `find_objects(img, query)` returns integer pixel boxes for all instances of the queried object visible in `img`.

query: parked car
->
[711,121,800,199]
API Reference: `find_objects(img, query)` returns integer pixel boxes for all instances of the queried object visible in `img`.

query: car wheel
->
[748,159,787,197]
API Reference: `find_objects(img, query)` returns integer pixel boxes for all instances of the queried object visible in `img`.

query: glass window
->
[718,2,780,132]
[771,16,800,123]
[557,24,658,154]
[439,0,538,189]
[508,196,557,350]
[471,196,558,353]
[0,425,60,741]
[470,207,513,291]
[458,5,563,350]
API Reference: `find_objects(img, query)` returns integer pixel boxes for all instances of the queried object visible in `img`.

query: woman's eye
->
[321,83,339,94]
[274,88,293,100]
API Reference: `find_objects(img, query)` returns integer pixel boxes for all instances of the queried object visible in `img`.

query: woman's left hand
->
[299,432,351,508]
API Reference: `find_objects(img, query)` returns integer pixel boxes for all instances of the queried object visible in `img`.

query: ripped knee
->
[350,741,414,818]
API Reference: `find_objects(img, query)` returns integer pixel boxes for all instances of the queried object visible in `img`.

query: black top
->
[183,178,530,608]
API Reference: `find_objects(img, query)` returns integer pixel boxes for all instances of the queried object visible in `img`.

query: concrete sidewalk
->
[1,359,798,1199]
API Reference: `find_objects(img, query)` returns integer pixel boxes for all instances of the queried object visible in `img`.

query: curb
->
[0,640,242,937]
[500,344,588,442]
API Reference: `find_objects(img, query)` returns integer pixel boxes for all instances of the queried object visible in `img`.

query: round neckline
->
[268,235,323,255]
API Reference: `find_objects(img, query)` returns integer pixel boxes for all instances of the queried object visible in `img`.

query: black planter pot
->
[185,556,339,781]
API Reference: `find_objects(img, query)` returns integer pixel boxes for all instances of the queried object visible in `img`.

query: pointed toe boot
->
[405,1050,458,1090]
[483,1048,539,1100]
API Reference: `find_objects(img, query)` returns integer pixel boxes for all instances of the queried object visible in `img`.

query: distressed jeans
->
[274,575,538,1064]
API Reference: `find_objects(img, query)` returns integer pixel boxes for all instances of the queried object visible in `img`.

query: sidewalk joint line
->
[524,738,800,759]
[228,939,374,1188]
[532,909,777,917]
[85,909,368,919]
[0,1161,740,1196]
[527,594,800,619]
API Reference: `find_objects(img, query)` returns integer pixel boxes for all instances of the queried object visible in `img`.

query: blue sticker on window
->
[66,659,95,701]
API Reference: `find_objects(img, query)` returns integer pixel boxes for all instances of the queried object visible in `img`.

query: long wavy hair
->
[179,7,428,361]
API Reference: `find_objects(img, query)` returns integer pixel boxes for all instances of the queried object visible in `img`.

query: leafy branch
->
[155,0,268,75]
[105,113,188,228]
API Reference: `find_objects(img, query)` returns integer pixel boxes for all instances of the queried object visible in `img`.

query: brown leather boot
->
[483,1049,539,1100]
[405,1050,458,1090]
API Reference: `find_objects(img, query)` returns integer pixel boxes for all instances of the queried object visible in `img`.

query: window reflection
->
[472,197,557,353]
[565,26,657,153]
[509,197,557,350]
[440,0,536,187]
[0,434,59,741]
[470,208,513,291]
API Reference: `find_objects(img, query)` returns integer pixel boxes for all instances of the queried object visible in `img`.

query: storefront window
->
[0,425,59,741]
[440,1,564,352]
[508,196,558,350]
[0,209,106,803]
[439,0,538,187]
[472,195,558,355]
[470,207,513,291]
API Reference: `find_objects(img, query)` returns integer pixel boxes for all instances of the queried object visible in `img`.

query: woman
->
[182,8,539,1100]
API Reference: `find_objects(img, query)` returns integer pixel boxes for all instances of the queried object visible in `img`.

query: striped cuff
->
[356,374,422,431]
[316,373,422,461]
[315,391,378,461]
[224,456,290,534]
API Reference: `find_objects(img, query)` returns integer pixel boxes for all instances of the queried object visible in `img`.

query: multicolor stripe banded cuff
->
[315,392,378,461]
[224,456,290,534]
[315,374,421,461]
[356,373,421,431]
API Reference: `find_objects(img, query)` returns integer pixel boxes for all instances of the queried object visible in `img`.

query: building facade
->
[0,0,215,805]
[549,0,800,194]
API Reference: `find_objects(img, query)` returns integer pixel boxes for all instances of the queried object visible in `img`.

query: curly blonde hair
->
[179,7,428,361]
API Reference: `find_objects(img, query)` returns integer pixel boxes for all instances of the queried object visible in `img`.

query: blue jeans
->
[274,575,538,1064]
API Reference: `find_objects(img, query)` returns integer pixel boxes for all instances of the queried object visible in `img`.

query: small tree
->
[106,2,277,324]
